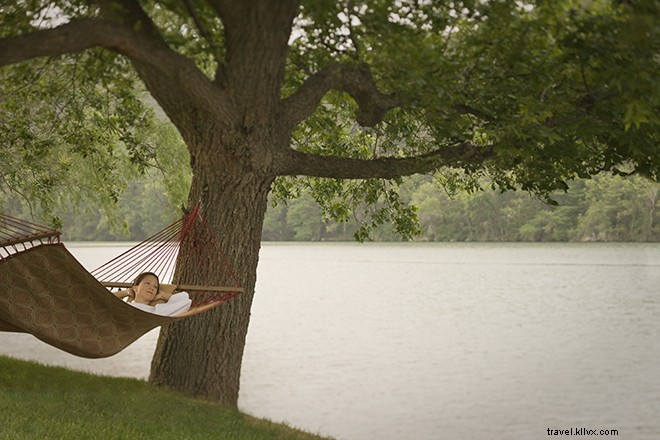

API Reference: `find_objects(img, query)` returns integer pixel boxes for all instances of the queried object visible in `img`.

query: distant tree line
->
[4,172,656,243]
[263,173,658,242]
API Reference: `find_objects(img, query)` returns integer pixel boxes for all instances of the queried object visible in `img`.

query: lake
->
[1,242,659,440]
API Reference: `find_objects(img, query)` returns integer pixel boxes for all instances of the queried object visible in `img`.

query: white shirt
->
[129,291,192,316]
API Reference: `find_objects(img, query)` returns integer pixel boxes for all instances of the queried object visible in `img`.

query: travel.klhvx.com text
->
[547,428,619,436]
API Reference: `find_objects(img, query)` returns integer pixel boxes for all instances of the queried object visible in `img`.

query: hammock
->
[0,206,242,358]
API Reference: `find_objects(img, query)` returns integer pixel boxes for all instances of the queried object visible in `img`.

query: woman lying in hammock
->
[113,272,192,317]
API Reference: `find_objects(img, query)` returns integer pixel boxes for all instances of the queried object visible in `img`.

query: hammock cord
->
[174,203,241,305]
[90,203,241,307]
[0,205,242,308]
[0,212,60,260]
[91,218,184,286]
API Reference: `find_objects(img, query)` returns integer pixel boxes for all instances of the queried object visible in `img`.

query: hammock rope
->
[0,206,243,358]
[91,203,242,307]
[0,212,60,259]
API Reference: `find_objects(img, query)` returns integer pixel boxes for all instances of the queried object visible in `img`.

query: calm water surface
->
[1,242,659,440]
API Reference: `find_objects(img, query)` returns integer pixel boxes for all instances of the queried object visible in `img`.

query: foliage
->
[33,170,657,243]
[55,175,179,241]
[265,173,660,242]
[0,52,189,228]
[2,0,657,239]
[576,174,659,241]
[0,2,193,225]
[117,172,660,244]
[272,0,660,238]
[0,52,166,226]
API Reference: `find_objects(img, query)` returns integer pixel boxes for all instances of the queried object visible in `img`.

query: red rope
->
[0,212,60,243]
[91,202,242,306]
[0,206,242,305]
[91,218,183,283]
[0,213,61,260]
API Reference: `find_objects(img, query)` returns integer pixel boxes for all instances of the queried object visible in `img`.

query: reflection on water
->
[1,242,660,440]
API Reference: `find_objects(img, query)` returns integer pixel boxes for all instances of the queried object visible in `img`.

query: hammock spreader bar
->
[90,203,242,307]
[100,282,244,293]
[0,212,60,260]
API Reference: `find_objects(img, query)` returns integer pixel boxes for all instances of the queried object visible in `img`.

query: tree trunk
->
[149,145,273,406]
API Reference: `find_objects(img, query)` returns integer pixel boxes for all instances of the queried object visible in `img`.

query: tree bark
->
[149,141,274,406]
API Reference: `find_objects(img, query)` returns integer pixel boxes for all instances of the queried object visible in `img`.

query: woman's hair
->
[132,272,160,291]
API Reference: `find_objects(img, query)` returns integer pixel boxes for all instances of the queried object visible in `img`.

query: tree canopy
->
[1,0,658,406]
[2,1,658,230]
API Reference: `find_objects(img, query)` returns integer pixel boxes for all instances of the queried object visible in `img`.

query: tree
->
[576,173,659,240]
[1,0,657,406]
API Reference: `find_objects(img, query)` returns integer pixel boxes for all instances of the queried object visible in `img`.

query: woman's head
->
[132,272,160,304]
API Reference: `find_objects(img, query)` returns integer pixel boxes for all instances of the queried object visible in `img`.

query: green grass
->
[0,355,333,440]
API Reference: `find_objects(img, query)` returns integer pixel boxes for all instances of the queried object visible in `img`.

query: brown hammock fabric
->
[0,207,242,358]
[0,243,220,358]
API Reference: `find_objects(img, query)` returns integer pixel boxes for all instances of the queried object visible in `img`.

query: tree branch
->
[281,63,399,131]
[0,17,198,81]
[0,18,119,68]
[278,142,494,179]
[0,16,231,141]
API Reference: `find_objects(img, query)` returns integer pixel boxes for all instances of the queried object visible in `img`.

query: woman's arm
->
[113,288,135,301]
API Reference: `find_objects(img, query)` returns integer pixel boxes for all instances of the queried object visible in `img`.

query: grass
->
[0,355,333,440]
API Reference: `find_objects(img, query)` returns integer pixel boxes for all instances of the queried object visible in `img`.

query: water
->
[1,242,659,440]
